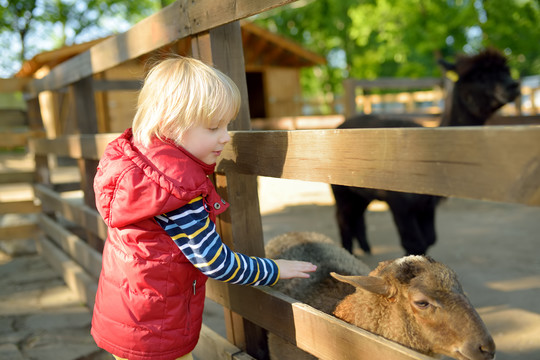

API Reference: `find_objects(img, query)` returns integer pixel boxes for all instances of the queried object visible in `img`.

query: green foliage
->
[0,0,39,63]
[480,0,540,76]
[347,0,477,78]
[0,0,175,77]
[1,0,538,103]
[254,0,539,101]
[254,0,358,97]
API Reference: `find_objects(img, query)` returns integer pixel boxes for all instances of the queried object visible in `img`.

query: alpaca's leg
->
[332,185,372,254]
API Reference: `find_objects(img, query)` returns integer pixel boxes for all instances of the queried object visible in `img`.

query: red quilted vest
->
[91,129,228,360]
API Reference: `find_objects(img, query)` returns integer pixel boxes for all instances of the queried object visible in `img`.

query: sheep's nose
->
[479,344,495,360]
[477,337,496,360]
[460,337,495,360]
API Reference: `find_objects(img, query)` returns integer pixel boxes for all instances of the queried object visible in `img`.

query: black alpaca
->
[332,49,520,255]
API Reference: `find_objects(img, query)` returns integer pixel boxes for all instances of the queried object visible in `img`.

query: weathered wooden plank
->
[251,115,345,130]
[38,214,102,279]
[53,182,82,193]
[25,97,43,131]
[194,324,256,360]
[0,223,39,241]
[0,131,44,148]
[216,126,540,206]
[28,133,119,159]
[0,78,30,93]
[25,0,298,97]
[36,235,98,309]
[71,76,99,213]
[0,109,27,127]
[487,115,540,126]
[0,200,40,214]
[0,171,35,184]
[34,154,52,187]
[345,77,443,90]
[92,79,141,91]
[33,184,107,241]
[29,126,540,205]
[206,281,434,360]
[209,21,269,358]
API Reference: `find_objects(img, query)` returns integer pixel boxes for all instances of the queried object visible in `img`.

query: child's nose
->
[220,129,231,143]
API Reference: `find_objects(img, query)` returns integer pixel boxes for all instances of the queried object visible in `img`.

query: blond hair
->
[132,55,241,147]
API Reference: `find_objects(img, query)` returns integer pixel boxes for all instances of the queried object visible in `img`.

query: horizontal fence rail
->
[33,184,107,241]
[344,77,443,90]
[206,281,434,360]
[29,126,540,206]
[221,126,540,205]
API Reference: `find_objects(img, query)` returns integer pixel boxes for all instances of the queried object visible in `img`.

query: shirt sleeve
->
[155,196,279,286]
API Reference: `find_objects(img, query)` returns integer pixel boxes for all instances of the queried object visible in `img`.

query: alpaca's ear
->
[438,58,456,71]
[330,272,393,297]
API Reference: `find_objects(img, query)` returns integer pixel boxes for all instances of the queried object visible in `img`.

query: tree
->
[254,0,539,105]
[0,0,175,77]
[479,0,540,76]
[254,0,359,99]
[346,0,477,79]
[0,0,39,66]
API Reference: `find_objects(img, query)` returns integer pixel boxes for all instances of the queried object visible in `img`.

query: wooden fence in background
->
[0,78,42,249]
[3,0,539,359]
[343,76,540,123]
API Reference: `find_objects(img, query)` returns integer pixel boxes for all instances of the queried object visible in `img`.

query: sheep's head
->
[331,255,495,360]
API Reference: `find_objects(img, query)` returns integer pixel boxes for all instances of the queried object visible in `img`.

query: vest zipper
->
[193,280,196,295]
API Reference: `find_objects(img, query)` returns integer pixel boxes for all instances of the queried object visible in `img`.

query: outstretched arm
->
[155,197,316,285]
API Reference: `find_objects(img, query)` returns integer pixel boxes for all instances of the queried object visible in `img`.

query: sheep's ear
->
[331,272,392,297]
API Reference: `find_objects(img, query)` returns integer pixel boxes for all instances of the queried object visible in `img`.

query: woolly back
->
[266,232,370,313]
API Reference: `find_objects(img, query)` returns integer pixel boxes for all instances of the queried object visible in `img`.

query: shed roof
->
[241,21,326,69]
[16,21,326,78]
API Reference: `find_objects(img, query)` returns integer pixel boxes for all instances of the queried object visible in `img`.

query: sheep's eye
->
[414,300,430,309]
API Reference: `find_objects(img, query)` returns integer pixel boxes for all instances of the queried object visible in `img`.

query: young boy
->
[91,56,317,360]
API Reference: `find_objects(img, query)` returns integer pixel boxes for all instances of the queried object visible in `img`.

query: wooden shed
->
[15,20,326,137]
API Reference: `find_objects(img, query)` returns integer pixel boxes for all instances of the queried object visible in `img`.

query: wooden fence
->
[343,77,540,125]
[0,78,42,250]
[6,0,540,359]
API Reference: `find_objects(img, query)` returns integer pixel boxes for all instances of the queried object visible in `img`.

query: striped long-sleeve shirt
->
[155,196,279,286]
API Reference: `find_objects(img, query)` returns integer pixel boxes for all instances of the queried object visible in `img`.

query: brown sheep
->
[266,232,495,360]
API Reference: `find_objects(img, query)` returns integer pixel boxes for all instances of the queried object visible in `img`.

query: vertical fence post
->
[193,21,271,359]
[26,96,57,218]
[70,76,102,252]
[343,78,358,118]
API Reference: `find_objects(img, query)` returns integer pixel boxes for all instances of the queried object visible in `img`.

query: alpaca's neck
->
[440,85,491,127]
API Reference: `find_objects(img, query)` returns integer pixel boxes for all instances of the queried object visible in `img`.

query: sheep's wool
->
[395,255,427,266]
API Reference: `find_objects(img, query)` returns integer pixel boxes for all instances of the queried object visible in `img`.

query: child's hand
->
[274,259,317,279]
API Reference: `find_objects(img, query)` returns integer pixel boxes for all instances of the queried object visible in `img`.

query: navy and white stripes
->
[155,197,279,286]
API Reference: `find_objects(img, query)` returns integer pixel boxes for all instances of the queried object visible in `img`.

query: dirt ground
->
[204,177,540,360]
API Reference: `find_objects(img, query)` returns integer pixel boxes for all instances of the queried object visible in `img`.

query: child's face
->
[179,121,231,165]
